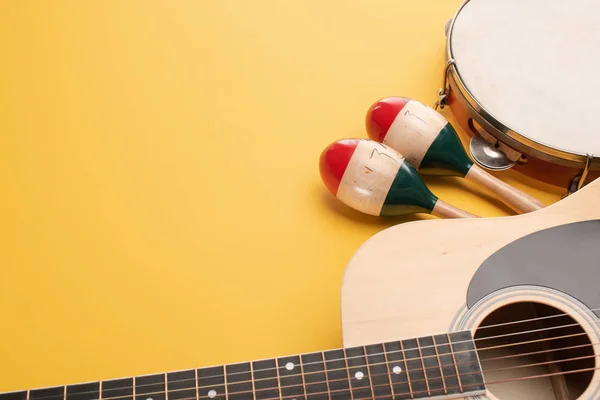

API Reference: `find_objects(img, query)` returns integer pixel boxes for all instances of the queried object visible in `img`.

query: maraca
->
[319,138,477,219]
[365,97,546,214]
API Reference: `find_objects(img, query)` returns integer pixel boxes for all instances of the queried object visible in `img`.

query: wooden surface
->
[465,164,546,214]
[431,199,478,219]
[0,0,565,392]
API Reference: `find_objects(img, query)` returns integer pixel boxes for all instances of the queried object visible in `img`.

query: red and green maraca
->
[319,138,477,219]
[365,97,546,214]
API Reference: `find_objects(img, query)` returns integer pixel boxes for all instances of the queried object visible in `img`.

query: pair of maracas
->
[319,97,546,219]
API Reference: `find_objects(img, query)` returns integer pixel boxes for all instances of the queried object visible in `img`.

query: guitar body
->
[341,178,600,399]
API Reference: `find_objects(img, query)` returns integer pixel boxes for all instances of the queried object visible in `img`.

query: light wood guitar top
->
[342,177,600,347]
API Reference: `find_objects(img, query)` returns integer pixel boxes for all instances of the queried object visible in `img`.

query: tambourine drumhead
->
[448,0,600,160]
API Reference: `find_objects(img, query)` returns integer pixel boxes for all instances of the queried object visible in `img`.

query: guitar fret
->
[222,366,228,400]
[383,341,411,400]
[194,370,199,400]
[399,340,413,398]
[300,352,327,400]
[364,343,393,400]
[320,352,331,398]
[66,382,100,400]
[432,335,448,394]
[251,358,280,400]
[225,362,252,400]
[274,357,282,398]
[277,355,305,400]
[135,374,166,400]
[417,336,445,397]
[362,347,375,399]
[344,351,354,400]
[102,378,133,400]
[167,370,196,400]
[323,349,351,400]
[344,346,372,400]
[298,356,307,400]
[415,339,430,397]
[98,382,102,400]
[382,346,395,400]
[450,331,486,394]
[164,374,168,400]
[435,334,462,397]
[249,362,256,400]
[449,334,462,393]
[197,366,225,400]
[405,339,430,399]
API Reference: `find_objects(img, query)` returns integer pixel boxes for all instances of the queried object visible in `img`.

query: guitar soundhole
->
[474,302,595,399]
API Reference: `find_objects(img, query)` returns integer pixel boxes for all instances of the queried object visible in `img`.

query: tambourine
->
[438,0,600,193]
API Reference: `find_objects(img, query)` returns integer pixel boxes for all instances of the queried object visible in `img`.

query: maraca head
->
[319,138,438,217]
[364,97,410,143]
[365,97,473,177]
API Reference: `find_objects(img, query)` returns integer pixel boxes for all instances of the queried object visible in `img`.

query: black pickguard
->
[466,220,600,317]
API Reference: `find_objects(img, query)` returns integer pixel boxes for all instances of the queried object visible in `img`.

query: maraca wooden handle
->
[466,165,546,213]
[431,199,478,219]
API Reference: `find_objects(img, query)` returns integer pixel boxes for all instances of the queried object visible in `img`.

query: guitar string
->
[255,364,600,400]
[22,322,595,400]
[326,362,600,400]
[466,306,600,330]
[194,353,600,400]
[184,351,600,400]
[29,347,599,400]
[129,348,600,399]
[13,307,600,398]
[97,319,595,395]
[480,341,592,362]
[149,305,600,384]
[47,332,598,400]
[33,306,600,398]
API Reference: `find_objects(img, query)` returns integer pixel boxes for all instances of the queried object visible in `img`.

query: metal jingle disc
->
[469,132,517,171]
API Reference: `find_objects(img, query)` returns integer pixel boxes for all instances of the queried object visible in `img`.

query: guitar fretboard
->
[0,331,486,400]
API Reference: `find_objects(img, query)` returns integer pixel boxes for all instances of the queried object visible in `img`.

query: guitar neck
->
[1,331,486,400]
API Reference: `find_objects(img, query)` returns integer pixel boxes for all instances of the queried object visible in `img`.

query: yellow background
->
[0,0,562,391]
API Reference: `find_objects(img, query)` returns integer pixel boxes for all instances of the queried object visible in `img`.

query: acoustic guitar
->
[3,179,600,400]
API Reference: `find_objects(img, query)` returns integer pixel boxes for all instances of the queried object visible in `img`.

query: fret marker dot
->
[208,390,217,399]
[393,366,402,374]
[286,362,295,370]
[355,371,364,380]
[146,398,153,400]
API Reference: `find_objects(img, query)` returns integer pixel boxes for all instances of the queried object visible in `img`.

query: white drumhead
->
[450,0,600,156]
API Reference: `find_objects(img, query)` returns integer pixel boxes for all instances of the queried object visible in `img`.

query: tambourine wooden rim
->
[444,0,599,172]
